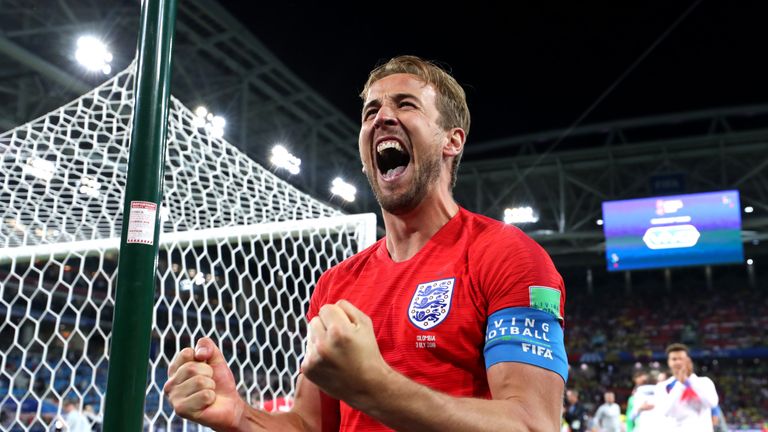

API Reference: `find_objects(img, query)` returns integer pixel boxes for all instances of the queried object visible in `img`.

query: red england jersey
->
[306,207,565,431]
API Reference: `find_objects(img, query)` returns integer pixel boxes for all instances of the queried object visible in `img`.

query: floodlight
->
[75,36,113,75]
[22,157,55,182]
[78,175,101,198]
[211,115,226,130]
[192,106,225,138]
[270,145,301,175]
[503,206,539,224]
[331,177,356,202]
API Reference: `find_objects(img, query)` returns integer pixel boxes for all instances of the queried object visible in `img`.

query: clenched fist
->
[163,337,246,430]
[301,300,392,409]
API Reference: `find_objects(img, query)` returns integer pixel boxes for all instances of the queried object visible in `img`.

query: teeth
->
[376,140,404,154]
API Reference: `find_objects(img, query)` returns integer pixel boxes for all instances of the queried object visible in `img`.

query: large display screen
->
[602,190,744,271]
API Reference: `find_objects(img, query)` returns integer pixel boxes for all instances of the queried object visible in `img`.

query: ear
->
[442,127,465,158]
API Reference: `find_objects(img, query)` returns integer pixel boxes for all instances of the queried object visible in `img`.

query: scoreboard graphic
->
[602,190,744,271]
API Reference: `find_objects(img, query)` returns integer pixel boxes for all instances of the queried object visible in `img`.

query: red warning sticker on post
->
[127,201,157,245]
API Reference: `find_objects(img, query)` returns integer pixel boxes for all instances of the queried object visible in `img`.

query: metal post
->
[103,0,177,430]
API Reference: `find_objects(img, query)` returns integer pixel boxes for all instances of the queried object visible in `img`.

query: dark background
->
[218,1,768,145]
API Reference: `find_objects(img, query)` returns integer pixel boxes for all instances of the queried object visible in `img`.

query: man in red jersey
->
[165,55,568,431]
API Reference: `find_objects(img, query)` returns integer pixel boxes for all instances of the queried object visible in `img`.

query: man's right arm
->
[232,374,324,432]
[687,375,718,408]
[163,337,329,432]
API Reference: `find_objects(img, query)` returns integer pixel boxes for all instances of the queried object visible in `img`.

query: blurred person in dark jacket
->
[564,389,590,431]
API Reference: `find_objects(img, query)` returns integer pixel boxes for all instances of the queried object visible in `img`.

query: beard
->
[366,152,441,215]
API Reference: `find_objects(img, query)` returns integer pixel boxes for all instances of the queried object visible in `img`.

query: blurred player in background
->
[654,343,719,431]
[592,391,621,432]
[626,369,662,431]
[61,398,91,432]
[564,389,590,432]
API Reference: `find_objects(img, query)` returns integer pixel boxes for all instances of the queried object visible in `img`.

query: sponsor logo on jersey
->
[408,277,455,330]
[529,286,562,320]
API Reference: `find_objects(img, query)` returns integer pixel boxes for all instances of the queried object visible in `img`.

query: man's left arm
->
[591,406,605,432]
[302,301,564,432]
[364,360,563,432]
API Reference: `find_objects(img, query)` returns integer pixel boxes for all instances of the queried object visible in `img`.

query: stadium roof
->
[224,1,768,144]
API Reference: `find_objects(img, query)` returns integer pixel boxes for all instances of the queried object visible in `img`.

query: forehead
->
[669,350,688,358]
[364,73,437,104]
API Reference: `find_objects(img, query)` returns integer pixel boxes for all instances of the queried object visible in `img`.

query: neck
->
[382,186,458,262]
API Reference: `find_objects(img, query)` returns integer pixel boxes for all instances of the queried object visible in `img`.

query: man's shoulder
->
[461,208,559,282]
[462,207,513,234]
[690,373,715,384]
[460,207,542,251]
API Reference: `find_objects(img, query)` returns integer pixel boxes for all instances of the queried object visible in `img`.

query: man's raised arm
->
[163,337,330,432]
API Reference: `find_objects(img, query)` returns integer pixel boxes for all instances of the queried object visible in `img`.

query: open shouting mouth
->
[375,138,411,181]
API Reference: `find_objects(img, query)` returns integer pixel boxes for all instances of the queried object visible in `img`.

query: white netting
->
[0,63,376,431]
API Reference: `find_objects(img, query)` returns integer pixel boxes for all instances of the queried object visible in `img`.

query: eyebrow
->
[362,93,421,114]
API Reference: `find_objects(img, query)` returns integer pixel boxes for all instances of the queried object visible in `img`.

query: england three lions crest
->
[408,278,455,330]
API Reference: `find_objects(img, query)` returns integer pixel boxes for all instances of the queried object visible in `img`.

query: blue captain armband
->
[484,307,568,382]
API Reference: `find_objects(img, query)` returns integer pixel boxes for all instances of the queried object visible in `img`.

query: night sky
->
[218,1,768,148]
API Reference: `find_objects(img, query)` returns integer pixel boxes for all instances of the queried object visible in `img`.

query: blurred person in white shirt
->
[654,343,719,432]
[592,391,621,432]
[62,398,91,432]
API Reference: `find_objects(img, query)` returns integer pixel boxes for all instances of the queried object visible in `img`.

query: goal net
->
[0,63,376,431]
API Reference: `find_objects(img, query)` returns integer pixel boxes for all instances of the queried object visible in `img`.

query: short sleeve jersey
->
[306,207,566,431]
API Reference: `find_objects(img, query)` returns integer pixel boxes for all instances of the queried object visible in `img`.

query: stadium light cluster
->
[331,178,356,202]
[22,157,55,182]
[503,206,539,224]
[75,36,113,75]
[270,145,301,175]
[744,206,754,214]
[193,106,226,138]
[78,175,101,198]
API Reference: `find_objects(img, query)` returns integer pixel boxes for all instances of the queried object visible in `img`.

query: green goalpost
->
[102,0,178,429]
